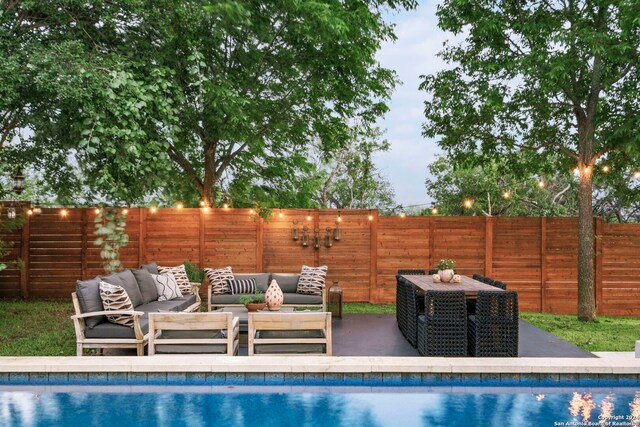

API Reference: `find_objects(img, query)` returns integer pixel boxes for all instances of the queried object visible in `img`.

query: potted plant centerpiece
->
[437,259,456,283]
[239,289,266,312]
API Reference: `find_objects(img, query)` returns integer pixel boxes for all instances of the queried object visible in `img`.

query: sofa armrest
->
[71,310,144,320]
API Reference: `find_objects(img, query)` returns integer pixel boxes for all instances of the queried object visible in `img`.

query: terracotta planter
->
[246,302,266,312]
[438,269,455,283]
[265,279,284,311]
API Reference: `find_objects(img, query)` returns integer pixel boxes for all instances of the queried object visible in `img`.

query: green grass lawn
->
[0,299,637,355]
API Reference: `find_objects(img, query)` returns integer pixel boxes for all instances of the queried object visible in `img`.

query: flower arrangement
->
[437,259,455,270]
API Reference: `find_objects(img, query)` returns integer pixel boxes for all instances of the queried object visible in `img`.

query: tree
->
[421,0,640,320]
[426,156,578,216]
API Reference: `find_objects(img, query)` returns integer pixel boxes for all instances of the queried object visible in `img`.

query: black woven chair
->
[398,269,426,276]
[482,277,495,286]
[404,279,425,348]
[428,269,438,275]
[468,291,519,357]
[472,274,484,282]
[396,270,425,337]
[417,290,467,357]
[492,281,507,290]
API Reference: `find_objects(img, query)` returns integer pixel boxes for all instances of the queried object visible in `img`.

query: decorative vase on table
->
[438,269,455,283]
[265,279,284,311]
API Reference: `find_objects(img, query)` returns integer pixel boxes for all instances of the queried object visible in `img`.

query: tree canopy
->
[421,0,640,320]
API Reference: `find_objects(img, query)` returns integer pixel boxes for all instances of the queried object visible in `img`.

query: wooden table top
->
[402,274,503,296]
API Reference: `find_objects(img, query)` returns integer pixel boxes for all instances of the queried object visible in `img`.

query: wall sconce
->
[291,219,299,240]
[324,227,333,248]
[313,228,320,249]
[301,226,309,247]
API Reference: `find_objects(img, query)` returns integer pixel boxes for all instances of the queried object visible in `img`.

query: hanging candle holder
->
[313,228,320,249]
[334,221,341,241]
[291,219,299,240]
[301,226,309,247]
[324,227,333,248]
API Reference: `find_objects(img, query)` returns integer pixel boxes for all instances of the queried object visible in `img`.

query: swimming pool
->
[2,385,640,426]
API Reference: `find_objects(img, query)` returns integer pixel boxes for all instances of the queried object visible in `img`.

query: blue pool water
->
[2,386,640,426]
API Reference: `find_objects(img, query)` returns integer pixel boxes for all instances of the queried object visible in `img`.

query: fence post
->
[313,209,320,267]
[138,208,147,265]
[484,216,494,277]
[594,217,603,314]
[369,210,378,303]
[81,209,88,280]
[428,216,435,270]
[540,217,547,312]
[256,214,264,272]
[19,202,30,299]
[199,207,205,269]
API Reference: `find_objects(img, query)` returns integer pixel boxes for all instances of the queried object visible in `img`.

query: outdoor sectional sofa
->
[71,263,201,356]
[207,273,327,311]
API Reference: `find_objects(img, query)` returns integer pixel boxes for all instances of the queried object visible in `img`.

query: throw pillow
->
[296,265,328,296]
[99,281,135,327]
[158,264,192,295]
[151,272,183,301]
[204,267,234,295]
[228,278,256,295]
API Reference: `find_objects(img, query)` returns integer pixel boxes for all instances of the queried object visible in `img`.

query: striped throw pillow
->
[204,267,234,295]
[158,264,192,294]
[99,281,135,327]
[296,265,328,296]
[228,278,256,295]
[151,272,183,301]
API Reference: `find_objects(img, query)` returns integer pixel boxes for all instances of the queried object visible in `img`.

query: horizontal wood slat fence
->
[1,207,639,315]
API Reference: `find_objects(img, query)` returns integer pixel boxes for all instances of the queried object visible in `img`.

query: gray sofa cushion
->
[271,274,300,293]
[141,262,159,275]
[254,329,326,354]
[75,276,106,329]
[283,293,322,305]
[233,273,270,292]
[131,268,158,304]
[136,295,197,313]
[154,330,227,354]
[84,315,149,339]
[115,270,143,307]
[210,294,246,305]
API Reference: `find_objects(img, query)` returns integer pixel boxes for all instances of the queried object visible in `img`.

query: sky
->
[374,1,448,209]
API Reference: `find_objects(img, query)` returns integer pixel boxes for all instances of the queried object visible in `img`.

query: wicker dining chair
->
[417,290,467,357]
[428,269,438,275]
[396,270,425,339]
[482,277,495,286]
[468,291,519,357]
[472,274,484,282]
[492,281,507,290]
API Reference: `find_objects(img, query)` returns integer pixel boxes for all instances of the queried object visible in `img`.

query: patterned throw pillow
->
[99,281,135,327]
[158,264,192,294]
[296,265,328,296]
[204,267,234,295]
[151,272,183,301]
[228,278,256,295]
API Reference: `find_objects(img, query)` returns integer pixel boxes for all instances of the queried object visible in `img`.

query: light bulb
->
[27,209,33,216]
[502,191,510,199]
[199,200,205,207]
[601,165,610,173]
[538,180,546,188]
[249,208,255,215]
[431,208,438,215]
[95,208,101,214]
[122,209,128,215]
[399,211,406,218]
[223,203,229,209]
[368,215,373,221]
[176,202,183,209]
[279,211,284,218]
[60,208,68,217]
[203,206,209,213]
[463,199,474,208]
[150,206,157,214]
[633,171,640,179]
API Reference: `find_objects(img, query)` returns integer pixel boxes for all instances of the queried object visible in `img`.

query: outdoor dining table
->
[401,274,504,296]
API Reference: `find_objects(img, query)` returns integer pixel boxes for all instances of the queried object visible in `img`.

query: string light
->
[223,203,229,209]
[368,214,374,221]
[150,206,157,214]
[538,179,546,188]
[94,208,101,214]
[176,202,183,209]
[399,210,407,218]
[27,209,33,216]
[199,200,205,207]
[337,211,342,222]
[463,198,474,209]
[502,191,511,199]
[307,210,312,221]
[601,165,611,173]
[634,171,640,179]
[249,208,255,215]
[278,210,284,218]
[122,208,128,215]
[60,208,68,218]
[431,207,439,215]
[203,206,210,213]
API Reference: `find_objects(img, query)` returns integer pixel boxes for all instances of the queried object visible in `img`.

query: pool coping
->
[1,354,640,375]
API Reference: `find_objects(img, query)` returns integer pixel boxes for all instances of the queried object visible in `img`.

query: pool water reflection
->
[2,387,640,426]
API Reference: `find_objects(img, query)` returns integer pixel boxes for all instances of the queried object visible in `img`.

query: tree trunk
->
[577,166,596,321]
[202,143,216,207]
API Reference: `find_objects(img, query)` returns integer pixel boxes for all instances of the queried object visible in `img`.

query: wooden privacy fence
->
[1,207,639,315]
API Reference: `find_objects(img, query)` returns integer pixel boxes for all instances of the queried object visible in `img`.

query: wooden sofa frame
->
[71,282,201,356]
[148,312,239,356]
[248,312,332,356]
